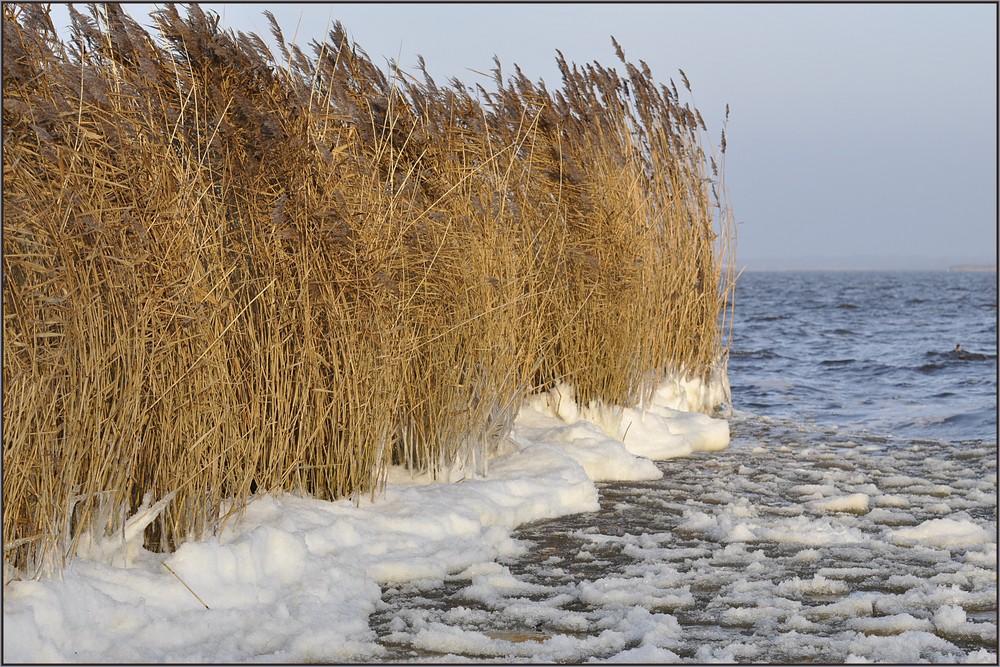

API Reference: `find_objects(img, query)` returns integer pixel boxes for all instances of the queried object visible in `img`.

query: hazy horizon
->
[740,254,998,272]
[42,3,999,272]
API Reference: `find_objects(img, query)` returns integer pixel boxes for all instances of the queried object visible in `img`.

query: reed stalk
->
[2,3,735,578]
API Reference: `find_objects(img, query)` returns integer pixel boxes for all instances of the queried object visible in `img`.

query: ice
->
[804,592,876,619]
[601,644,682,662]
[694,642,754,663]
[755,515,870,546]
[4,372,996,663]
[524,379,731,462]
[963,648,999,664]
[911,484,954,498]
[867,507,919,525]
[817,566,875,581]
[808,493,870,514]
[618,404,731,457]
[576,570,694,611]
[721,599,802,627]
[889,518,995,548]
[388,604,685,663]
[874,493,910,507]
[925,502,956,515]
[934,604,998,643]
[965,549,997,567]
[510,403,662,482]
[74,491,177,568]
[847,612,935,635]
[791,548,822,563]
[3,376,731,663]
[790,483,841,498]
[776,574,851,597]
[457,563,550,606]
[846,630,966,663]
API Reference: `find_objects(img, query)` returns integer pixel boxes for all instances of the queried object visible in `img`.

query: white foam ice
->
[522,379,730,463]
[808,493,870,514]
[2,375,728,663]
[889,518,996,548]
[4,378,996,664]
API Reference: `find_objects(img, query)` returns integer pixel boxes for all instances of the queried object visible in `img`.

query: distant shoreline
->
[741,266,997,273]
[739,257,997,272]
[948,264,998,273]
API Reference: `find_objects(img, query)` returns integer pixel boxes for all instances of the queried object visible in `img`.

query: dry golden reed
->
[2,3,735,578]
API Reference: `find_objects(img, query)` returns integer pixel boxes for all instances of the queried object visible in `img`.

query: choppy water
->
[731,271,997,442]
[371,271,997,662]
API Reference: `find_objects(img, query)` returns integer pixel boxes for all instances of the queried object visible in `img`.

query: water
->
[371,271,997,663]
[731,271,997,442]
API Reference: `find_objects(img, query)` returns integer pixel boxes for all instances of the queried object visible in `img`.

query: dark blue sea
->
[372,270,997,663]
[729,270,997,443]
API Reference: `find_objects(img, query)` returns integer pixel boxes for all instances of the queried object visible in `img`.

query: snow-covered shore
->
[2,376,730,663]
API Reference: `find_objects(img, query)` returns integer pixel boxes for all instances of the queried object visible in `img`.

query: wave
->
[941,412,987,427]
[820,358,855,367]
[925,349,997,362]
[731,349,780,359]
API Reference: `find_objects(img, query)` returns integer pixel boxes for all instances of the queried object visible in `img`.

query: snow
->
[2,376,725,663]
[522,379,730,463]
[4,376,996,664]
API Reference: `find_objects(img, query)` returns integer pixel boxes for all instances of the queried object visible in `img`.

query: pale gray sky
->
[46,3,997,270]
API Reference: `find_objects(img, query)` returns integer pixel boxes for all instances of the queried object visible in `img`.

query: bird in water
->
[953,344,993,361]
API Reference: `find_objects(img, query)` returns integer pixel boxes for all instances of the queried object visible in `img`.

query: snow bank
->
[526,379,730,461]
[3,375,729,663]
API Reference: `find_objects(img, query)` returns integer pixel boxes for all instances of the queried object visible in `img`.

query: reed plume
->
[2,3,735,579]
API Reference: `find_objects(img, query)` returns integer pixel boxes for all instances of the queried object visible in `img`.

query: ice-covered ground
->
[3,377,731,663]
[3,379,996,663]
[371,418,996,663]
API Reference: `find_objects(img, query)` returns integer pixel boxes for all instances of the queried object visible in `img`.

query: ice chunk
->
[846,630,961,663]
[808,493,870,514]
[963,648,999,663]
[807,593,877,620]
[934,605,998,643]
[755,515,870,546]
[888,518,994,548]
[776,574,851,598]
[790,483,839,499]
[602,644,682,662]
[874,494,910,508]
[847,613,934,635]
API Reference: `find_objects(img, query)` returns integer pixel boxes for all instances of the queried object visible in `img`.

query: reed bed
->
[2,3,736,579]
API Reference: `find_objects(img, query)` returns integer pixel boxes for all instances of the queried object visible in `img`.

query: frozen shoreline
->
[3,375,731,663]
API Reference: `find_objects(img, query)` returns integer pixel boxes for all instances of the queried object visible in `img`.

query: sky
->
[43,3,998,271]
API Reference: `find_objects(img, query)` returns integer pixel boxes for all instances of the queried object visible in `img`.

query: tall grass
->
[2,3,735,579]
